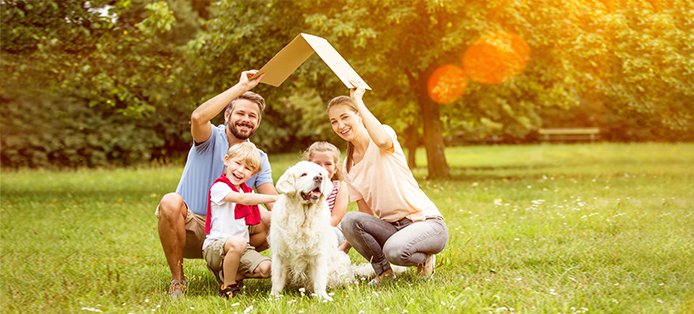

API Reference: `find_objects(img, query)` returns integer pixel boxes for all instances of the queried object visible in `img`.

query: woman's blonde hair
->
[304,141,342,181]
[327,96,359,173]
[225,142,262,174]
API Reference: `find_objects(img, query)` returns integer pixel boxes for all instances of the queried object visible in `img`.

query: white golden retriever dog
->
[270,161,353,301]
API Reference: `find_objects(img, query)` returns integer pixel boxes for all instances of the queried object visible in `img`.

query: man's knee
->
[158,193,186,221]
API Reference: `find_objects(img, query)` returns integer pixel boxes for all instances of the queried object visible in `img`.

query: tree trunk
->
[403,124,418,169]
[417,91,449,179]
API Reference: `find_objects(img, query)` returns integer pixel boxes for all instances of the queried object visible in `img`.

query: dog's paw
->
[313,292,333,302]
[269,291,283,300]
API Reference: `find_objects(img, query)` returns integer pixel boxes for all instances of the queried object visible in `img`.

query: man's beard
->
[227,120,255,140]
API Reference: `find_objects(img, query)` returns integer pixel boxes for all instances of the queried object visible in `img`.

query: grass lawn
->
[1,143,693,313]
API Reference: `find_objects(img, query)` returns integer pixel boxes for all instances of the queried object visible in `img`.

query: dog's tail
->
[351,263,408,279]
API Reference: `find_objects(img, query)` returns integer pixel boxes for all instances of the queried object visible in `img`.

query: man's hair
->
[226,142,262,174]
[225,91,266,116]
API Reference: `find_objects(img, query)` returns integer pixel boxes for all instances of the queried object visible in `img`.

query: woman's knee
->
[383,242,409,264]
[340,212,361,236]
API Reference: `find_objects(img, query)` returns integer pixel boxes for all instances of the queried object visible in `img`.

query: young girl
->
[327,81,449,285]
[304,141,350,252]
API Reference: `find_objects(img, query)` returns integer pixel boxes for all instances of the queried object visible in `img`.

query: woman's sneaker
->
[417,254,436,277]
[168,279,187,298]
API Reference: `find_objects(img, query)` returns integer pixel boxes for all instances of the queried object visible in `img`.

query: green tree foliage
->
[1,0,200,167]
[2,0,692,171]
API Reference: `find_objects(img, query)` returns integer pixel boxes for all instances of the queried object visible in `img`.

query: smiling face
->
[225,99,261,140]
[328,103,362,143]
[224,156,255,186]
[309,151,337,180]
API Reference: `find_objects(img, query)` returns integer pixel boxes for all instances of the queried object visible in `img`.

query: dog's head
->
[276,161,333,205]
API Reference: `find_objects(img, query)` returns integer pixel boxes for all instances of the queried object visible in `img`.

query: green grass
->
[1,143,693,313]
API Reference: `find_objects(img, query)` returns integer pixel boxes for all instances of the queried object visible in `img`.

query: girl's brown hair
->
[327,96,359,173]
[304,141,342,181]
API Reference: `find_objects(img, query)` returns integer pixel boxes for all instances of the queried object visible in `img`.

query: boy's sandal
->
[219,283,242,299]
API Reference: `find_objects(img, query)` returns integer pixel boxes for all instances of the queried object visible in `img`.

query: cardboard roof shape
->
[251,33,371,90]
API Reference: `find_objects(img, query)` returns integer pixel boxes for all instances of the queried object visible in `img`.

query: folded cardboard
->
[251,33,371,90]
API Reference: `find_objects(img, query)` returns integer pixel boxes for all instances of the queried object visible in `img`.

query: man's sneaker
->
[417,254,436,277]
[168,279,187,298]
[218,283,242,299]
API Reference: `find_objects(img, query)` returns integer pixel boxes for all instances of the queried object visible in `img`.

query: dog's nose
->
[313,175,322,183]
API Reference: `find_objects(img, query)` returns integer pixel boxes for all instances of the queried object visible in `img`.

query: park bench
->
[538,127,600,142]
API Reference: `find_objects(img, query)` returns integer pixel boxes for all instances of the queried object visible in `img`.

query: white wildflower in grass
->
[515,277,523,281]
[80,307,103,313]
[531,199,545,205]
[299,287,306,296]
[549,288,558,296]
[144,299,149,303]
[494,198,503,206]
[657,299,664,304]
[231,303,240,307]
[243,305,254,313]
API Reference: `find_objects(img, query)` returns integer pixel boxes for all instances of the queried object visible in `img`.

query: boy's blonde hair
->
[225,142,262,174]
[304,141,342,181]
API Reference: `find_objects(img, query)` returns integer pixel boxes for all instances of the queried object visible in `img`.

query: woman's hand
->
[349,79,368,101]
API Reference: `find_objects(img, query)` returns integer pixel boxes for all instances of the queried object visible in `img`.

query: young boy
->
[202,142,277,299]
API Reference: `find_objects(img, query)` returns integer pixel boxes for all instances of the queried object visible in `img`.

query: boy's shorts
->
[202,238,270,284]
[155,204,206,259]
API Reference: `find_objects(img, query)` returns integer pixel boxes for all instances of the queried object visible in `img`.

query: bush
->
[0,95,166,168]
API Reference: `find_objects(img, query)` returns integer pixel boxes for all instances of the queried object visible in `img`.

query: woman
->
[327,81,448,285]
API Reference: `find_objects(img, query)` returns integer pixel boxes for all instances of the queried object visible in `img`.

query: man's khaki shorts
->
[202,239,270,284]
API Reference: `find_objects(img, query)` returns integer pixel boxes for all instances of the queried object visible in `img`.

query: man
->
[156,70,276,297]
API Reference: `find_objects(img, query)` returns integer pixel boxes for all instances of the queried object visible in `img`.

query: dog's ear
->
[276,167,296,194]
[320,171,333,196]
